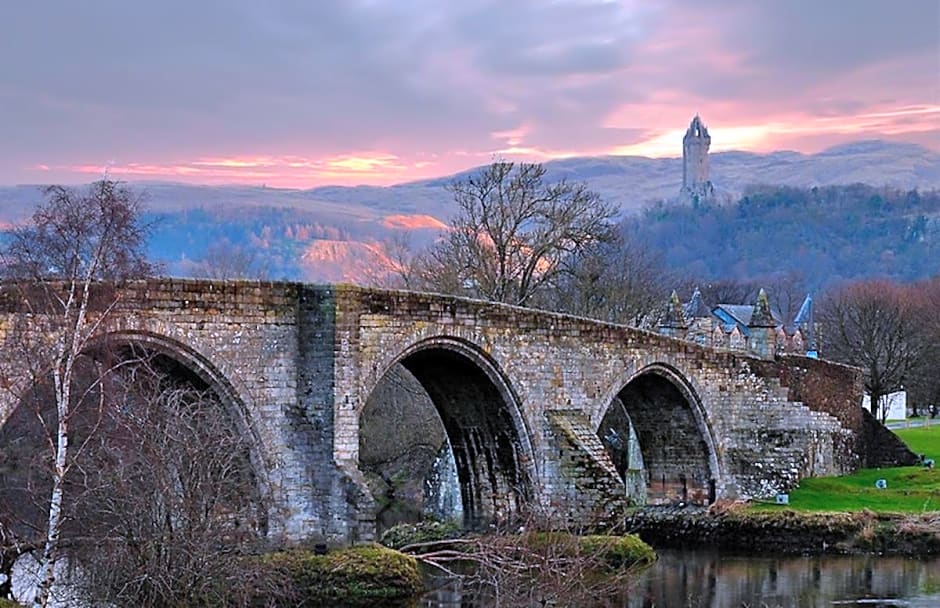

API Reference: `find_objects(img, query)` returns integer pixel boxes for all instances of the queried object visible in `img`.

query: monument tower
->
[681,114,715,202]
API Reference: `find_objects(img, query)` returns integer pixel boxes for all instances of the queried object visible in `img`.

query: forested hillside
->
[633,185,940,288]
[2,142,937,287]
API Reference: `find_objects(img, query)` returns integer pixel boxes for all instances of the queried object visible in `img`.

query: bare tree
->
[189,238,269,280]
[375,232,420,290]
[416,161,617,306]
[819,280,932,422]
[397,509,653,607]
[0,348,266,607]
[0,180,154,606]
[548,228,670,326]
[75,354,265,606]
[904,276,940,417]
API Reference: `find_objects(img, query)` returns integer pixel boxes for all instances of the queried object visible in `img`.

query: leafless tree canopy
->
[819,279,935,421]
[3,181,153,284]
[0,180,157,606]
[0,349,266,607]
[548,230,671,326]
[189,238,270,281]
[400,509,653,607]
[900,277,940,417]
[413,161,617,306]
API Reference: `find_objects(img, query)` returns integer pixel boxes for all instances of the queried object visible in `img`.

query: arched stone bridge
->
[0,280,909,545]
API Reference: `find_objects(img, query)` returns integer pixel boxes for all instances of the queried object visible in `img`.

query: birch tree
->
[0,180,153,607]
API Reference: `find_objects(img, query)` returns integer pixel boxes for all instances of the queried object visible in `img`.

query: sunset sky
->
[2,0,938,187]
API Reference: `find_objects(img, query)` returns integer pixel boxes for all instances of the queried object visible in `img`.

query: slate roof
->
[683,287,711,319]
[670,290,813,341]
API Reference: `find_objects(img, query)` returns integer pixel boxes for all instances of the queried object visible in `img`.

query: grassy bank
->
[625,506,940,555]
[754,466,940,512]
[895,424,940,460]
[753,424,940,513]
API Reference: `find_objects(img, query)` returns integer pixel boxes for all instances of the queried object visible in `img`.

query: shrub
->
[522,532,656,570]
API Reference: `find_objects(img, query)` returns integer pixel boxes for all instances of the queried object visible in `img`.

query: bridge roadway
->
[0,280,911,545]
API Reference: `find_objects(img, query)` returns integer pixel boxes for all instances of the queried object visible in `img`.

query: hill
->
[634,184,940,288]
[0,140,937,282]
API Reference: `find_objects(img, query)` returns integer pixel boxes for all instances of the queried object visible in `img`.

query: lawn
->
[894,424,940,461]
[754,424,940,513]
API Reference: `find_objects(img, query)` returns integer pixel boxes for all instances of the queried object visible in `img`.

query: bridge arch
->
[0,328,270,542]
[79,330,272,532]
[91,330,272,502]
[598,362,721,505]
[361,336,535,528]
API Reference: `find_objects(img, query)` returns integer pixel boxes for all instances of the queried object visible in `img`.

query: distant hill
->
[542,140,940,210]
[0,140,937,282]
[633,184,940,289]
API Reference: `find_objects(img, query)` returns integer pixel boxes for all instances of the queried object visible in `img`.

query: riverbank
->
[625,505,940,556]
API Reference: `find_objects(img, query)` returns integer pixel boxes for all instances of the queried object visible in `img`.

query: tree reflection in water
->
[420,549,940,607]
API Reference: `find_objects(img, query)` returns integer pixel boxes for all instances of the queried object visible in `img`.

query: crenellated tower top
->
[681,114,715,202]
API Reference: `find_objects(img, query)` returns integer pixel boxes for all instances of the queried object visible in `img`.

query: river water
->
[419,549,940,607]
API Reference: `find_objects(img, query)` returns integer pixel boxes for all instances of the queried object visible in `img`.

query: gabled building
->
[660,287,818,360]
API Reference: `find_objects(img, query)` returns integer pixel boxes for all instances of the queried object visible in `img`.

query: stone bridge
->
[0,280,909,545]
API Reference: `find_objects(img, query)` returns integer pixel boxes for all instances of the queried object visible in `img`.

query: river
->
[419,549,940,607]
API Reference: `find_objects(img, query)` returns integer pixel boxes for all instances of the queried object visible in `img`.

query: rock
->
[11,552,98,608]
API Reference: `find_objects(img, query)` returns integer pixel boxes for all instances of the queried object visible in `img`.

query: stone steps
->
[545,409,630,527]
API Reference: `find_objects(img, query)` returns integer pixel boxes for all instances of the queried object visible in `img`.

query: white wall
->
[862,390,907,420]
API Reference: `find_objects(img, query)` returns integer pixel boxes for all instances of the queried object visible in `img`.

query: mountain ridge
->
[3,139,938,220]
[1,139,938,284]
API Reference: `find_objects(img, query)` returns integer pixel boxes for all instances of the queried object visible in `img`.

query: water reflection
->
[419,549,940,607]
[629,550,940,607]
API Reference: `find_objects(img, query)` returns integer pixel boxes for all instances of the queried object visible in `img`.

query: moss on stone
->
[0,599,20,608]
[580,534,658,569]
[516,531,656,571]
[259,543,422,606]
[379,520,462,550]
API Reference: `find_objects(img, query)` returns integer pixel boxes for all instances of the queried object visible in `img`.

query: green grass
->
[759,467,940,512]
[895,424,940,461]
[754,425,940,513]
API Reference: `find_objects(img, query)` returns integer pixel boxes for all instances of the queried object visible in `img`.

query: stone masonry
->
[0,280,913,545]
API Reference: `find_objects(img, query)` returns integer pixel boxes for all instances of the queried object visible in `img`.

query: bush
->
[258,544,422,606]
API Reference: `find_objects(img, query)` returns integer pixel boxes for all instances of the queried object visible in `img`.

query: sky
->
[1,0,938,188]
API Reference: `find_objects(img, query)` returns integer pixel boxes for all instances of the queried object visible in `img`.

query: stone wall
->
[753,354,915,469]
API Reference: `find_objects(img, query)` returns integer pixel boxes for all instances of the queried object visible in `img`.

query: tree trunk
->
[34,405,69,607]
[34,351,74,608]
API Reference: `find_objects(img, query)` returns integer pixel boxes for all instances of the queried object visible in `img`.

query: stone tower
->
[682,114,715,201]
[747,288,777,360]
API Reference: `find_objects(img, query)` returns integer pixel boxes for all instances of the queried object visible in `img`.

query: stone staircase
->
[546,410,629,528]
